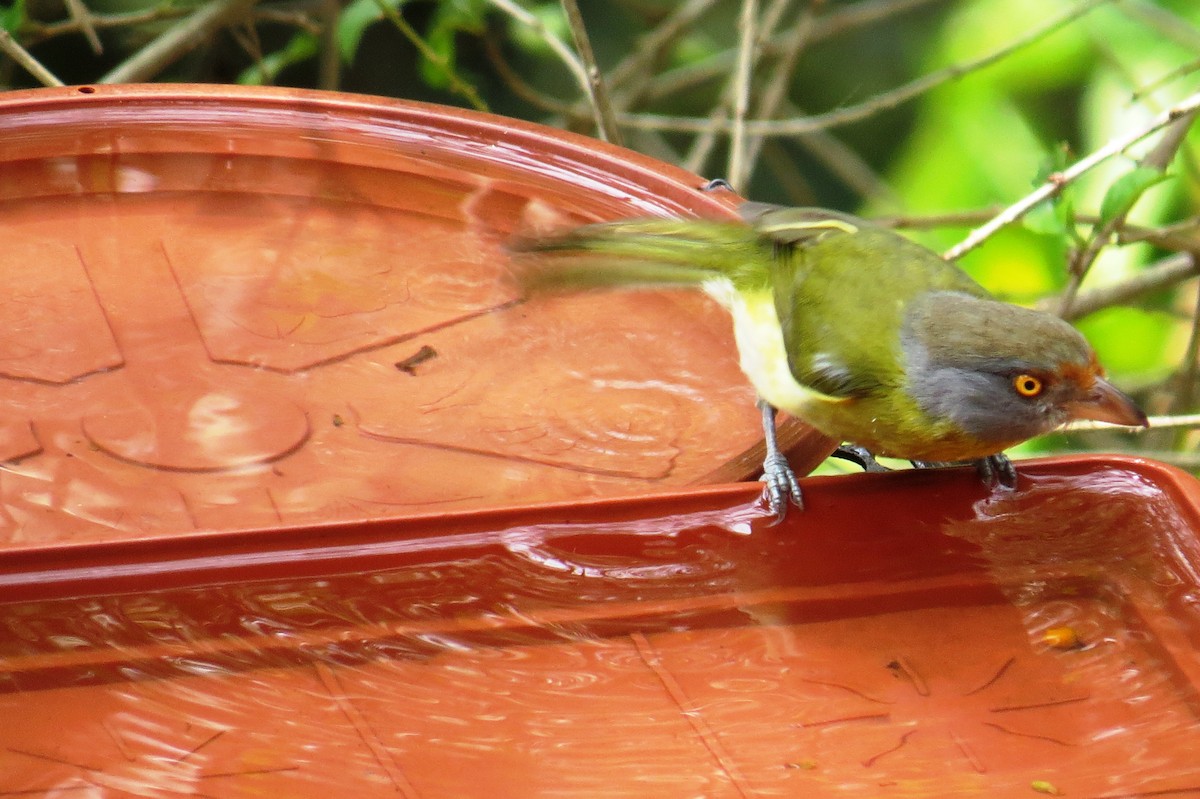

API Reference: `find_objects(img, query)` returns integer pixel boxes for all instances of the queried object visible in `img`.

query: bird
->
[508,201,1149,518]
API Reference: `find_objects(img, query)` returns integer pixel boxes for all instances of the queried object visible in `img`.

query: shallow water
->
[0,93,758,547]
[2,464,1199,797]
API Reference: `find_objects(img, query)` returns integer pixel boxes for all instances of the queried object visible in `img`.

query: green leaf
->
[237,32,319,86]
[419,0,488,88]
[1,0,27,34]
[1098,166,1171,226]
[338,0,404,65]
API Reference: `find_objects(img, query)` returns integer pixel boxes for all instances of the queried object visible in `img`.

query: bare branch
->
[99,0,260,84]
[1042,252,1199,321]
[727,0,761,190]
[317,0,340,90]
[607,0,721,107]
[1058,111,1196,316]
[743,2,820,176]
[620,0,1110,136]
[1066,414,1200,433]
[63,0,103,55]
[944,89,1200,261]
[0,28,64,86]
[485,0,591,112]
[369,0,487,111]
[560,0,621,143]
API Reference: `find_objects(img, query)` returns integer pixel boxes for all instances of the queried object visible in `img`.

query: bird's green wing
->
[751,206,988,399]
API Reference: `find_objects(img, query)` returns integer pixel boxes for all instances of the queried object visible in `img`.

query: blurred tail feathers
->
[507,219,763,294]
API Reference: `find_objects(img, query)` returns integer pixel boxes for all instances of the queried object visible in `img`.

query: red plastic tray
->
[3,455,1199,797]
[0,84,787,549]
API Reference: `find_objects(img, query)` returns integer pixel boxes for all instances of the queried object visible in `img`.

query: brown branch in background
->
[727,0,761,189]
[781,100,898,206]
[99,0,260,83]
[26,6,190,44]
[686,0,791,181]
[1041,252,1199,321]
[370,0,487,111]
[607,0,721,111]
[945,88,1200,260]
[1132,56,1200,102]
[640,0,947,106]
[63,0,103,55]
[1058,111,1196,317]
[1168,283,1200,442]
[0,28,64,86]
[742,1,821,180]
[483,31,580,117]
[317,0,340,90]
[485,0,591,112]
[228,18,265,78]
[559,0,621,144]
[253,9,321,34]
[624,0,1112,136]
[1117,0,1200,53]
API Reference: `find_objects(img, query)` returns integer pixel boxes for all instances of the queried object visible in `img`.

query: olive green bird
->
[509,202,1148,516]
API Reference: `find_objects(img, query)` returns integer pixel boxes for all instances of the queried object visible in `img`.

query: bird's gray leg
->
[830,444,892,473]
[910,454,1017,488]
[702,178,735,192]
[758,400,803,518]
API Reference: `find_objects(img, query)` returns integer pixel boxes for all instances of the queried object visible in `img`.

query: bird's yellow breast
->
[701,281,1006,462]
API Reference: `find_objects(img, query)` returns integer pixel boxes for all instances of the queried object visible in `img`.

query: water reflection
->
[0,99,757,547]
[2,463,1199,796]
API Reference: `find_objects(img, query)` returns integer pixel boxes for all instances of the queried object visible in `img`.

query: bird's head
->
[901,291,1148,447]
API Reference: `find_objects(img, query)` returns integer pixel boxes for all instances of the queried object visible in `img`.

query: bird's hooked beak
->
[1066,375,1149,428]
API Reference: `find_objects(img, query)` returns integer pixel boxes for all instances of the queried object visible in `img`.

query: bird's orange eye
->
[1014,374,1043,397]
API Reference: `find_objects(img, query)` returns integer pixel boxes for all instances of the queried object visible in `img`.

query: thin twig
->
[559,0,621,143]
[0,28,65,86]
[485,0,591,112]
[622,0,1111,135]
[783,101,898,205]
[26,6,191,44]
[1058,111,1196,316]
[945,89,1200,261]
[727,0,761,190]
[483,31,579,117]
[638,0,947,106]
[607,0,721,109]
[1169,279,1200,437]
[1041,252,1199,321]
[744,1,821,175]
[99,0,259,83]
[684,0,790,177]
[1117,0,1200,54]
[370,0,487,111]
[317,0,339,90]
[63,0,103,55]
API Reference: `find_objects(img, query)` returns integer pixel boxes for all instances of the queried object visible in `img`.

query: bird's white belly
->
[700,279,823,414]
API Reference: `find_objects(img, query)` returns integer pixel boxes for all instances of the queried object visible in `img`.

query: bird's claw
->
[911,454,1018,489]
[975,453,1018,488]
[830,444,891,473]
[761,451,803,521]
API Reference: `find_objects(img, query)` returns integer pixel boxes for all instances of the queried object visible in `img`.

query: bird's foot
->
[761,451,803,521]
[830,444,892,473]
[974,453,1018,488]
[757,399,803,521]
[910,454,1017,489]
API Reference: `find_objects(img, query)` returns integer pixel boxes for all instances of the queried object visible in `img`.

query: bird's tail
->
[507,219,764,293]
